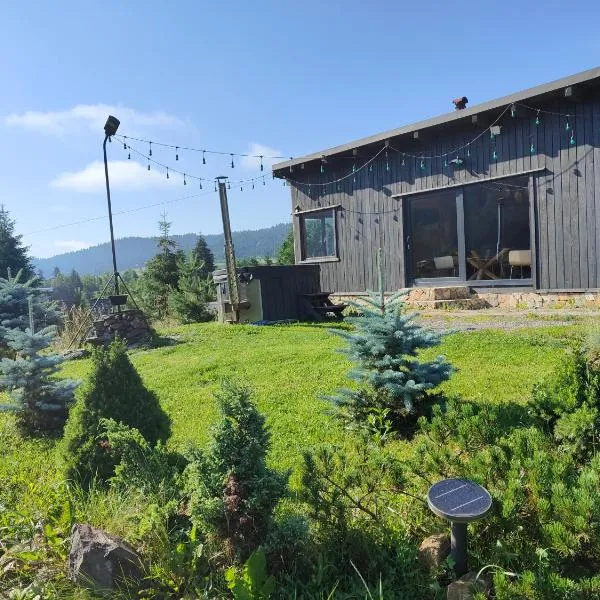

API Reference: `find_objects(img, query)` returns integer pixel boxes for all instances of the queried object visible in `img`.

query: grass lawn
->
[56,322,577,478]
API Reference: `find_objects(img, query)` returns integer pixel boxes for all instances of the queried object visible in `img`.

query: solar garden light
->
[427,478,492,576]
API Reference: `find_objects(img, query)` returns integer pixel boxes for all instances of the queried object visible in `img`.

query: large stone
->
[69,524,143,593]
[446,571,490,600]
[418,533,450,570]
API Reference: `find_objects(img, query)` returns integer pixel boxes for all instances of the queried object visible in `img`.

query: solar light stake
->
[427,478,492,577]
[450,522,468,576]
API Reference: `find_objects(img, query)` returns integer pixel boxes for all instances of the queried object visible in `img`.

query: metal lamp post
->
[103,115,121,298]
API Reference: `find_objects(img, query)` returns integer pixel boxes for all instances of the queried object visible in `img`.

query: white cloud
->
[54,240,93,252]
[50,160,171,193]
[4,103,182,135]
[240,143,286,171]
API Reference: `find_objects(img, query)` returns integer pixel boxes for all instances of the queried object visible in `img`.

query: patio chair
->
[433,255,457,277]
[508,250,531,279]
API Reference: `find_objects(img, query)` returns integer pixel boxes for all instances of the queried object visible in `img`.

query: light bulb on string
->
[214,182,217,192]
[385,150,389,172]
[260,156,264,171]
[199,181,203,190]
[535,110,541,126]
[147,159,151,171]
[149,142,152,156]
[420,156,425,170]
[123,141,127,150]
[283,180,287,187]
[570,131,576,146]
[183,174,187,185]
[241,186,243,192]
[401,154,405,167]
[227,182,231,190]
[202,151,206,165]
[252,182,255,189]
[166,167,169,179]
[369,163,373,173]
[467,145,471,157]
[263,177,266,186]
[127,151,131,160]
[530,142,535,154]
[320,163,324,174]
[492,150,498,161]
[511,104,516,118]
[175,147,179,161]
[444,158,448,168]
[230,154,235,168]
[565,117,571,131]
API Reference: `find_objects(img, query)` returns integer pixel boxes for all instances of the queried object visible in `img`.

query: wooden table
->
[300,292,347,321]
[467,249,509,280]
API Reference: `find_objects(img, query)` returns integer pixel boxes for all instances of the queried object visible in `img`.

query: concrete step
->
[409,297,489,310]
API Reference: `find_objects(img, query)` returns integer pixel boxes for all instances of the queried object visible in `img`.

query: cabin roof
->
[272,66,600,174]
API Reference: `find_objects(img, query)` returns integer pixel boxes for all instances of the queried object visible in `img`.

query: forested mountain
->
[34,223,291,277]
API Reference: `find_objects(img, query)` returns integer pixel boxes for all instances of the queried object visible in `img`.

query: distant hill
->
[34,223,291,277]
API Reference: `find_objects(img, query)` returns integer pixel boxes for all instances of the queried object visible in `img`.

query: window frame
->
[297,207,339,263]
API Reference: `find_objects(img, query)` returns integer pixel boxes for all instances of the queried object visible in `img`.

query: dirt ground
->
[416,308,600,331]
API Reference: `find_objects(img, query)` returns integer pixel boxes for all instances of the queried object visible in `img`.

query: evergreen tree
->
[138,214,183,319]
[185,381,289,561]
[0,206,34,280]
[276,227,295,265]
[168,254,215,323]
[329,290,453,427]
[192,234,215,279]
[0,270,61,354]
[0,325,77,435]
[61,338,171,487]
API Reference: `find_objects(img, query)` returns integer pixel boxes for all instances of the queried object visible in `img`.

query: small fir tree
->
[0,270,61,348]
[276,227,295,265]
[61,338,170,487]
[0,205,34,279]
[169,255,215,324]
[330,290,452,426]
[184,381,289,561]
[192,234,215,279]
[0,325,77,434]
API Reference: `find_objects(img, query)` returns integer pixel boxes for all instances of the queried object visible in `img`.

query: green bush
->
[184,380,289,562]
[61,338,170,487]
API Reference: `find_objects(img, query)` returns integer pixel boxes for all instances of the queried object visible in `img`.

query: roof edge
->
[273,65,600,172]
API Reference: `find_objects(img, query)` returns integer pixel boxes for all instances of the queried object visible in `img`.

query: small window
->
[300,209,337,260]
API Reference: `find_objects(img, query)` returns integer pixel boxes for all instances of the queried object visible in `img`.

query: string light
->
[492,150,498,161]
[570,131,576,146]
[530,142,535,154]
[444,158,448,168]
[214,182,217,192]
[147,158,150,171]
[260,156,264,171]
[149,142,152,156]
[202,151,206,165]
[127,150,131,160]
[467,144,471,157]
[199,181,203,190]
[183,174,187,185]
[123,141,127,150]
[511,104,516,118]
[420,156,425,170]
[230,154,235,168]
[385,149,390,172]
[565,117,571,131]
[166,167,169,179]
[175,147,179,161]
[535,110,541,126]
[263,177,266,186]
[401,154,405,167]
[227,182,231,190]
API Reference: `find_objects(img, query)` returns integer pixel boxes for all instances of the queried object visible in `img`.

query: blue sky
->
[2,0,598,259]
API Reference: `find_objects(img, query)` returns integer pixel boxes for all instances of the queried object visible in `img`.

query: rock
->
[69,524,143,592]
[446,571,490,600]
[62,348,90,361]
[418,533,450,570]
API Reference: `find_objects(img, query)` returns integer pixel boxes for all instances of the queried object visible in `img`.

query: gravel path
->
[416,308,600,331]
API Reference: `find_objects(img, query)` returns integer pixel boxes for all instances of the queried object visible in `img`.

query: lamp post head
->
[104,115,120,137]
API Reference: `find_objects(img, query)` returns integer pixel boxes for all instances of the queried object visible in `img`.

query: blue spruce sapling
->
[329,250,452,428]
[0,325,77,434]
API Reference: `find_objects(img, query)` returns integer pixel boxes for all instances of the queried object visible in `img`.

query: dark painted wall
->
[286,94,600,292]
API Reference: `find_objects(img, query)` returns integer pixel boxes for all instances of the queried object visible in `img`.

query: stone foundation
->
[87,309,153,346]
[331,287,600,311]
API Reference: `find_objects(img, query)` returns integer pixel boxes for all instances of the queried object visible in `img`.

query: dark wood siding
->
[287,95,600,292]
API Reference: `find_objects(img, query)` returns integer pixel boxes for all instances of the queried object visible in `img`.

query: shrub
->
[328,291,453,429]
[184,380,289,562]
[0,325,77,435]
[61,338,170,487]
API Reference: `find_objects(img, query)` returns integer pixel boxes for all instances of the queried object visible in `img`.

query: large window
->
[463,177,530,280]
[408,190,459,279]
[300,209,337,260]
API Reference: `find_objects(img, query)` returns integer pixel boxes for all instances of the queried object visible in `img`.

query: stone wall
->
[330,288,600,311]
[87,310,153,346]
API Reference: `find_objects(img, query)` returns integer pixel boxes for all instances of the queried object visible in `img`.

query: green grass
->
[56,322,578,477]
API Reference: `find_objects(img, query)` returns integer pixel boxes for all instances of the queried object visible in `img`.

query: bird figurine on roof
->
[453,96,469,110]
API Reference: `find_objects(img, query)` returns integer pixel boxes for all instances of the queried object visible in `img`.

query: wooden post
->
[217,177,240,323]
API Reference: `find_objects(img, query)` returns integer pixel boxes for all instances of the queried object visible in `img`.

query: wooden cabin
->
[272,67,600,295]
